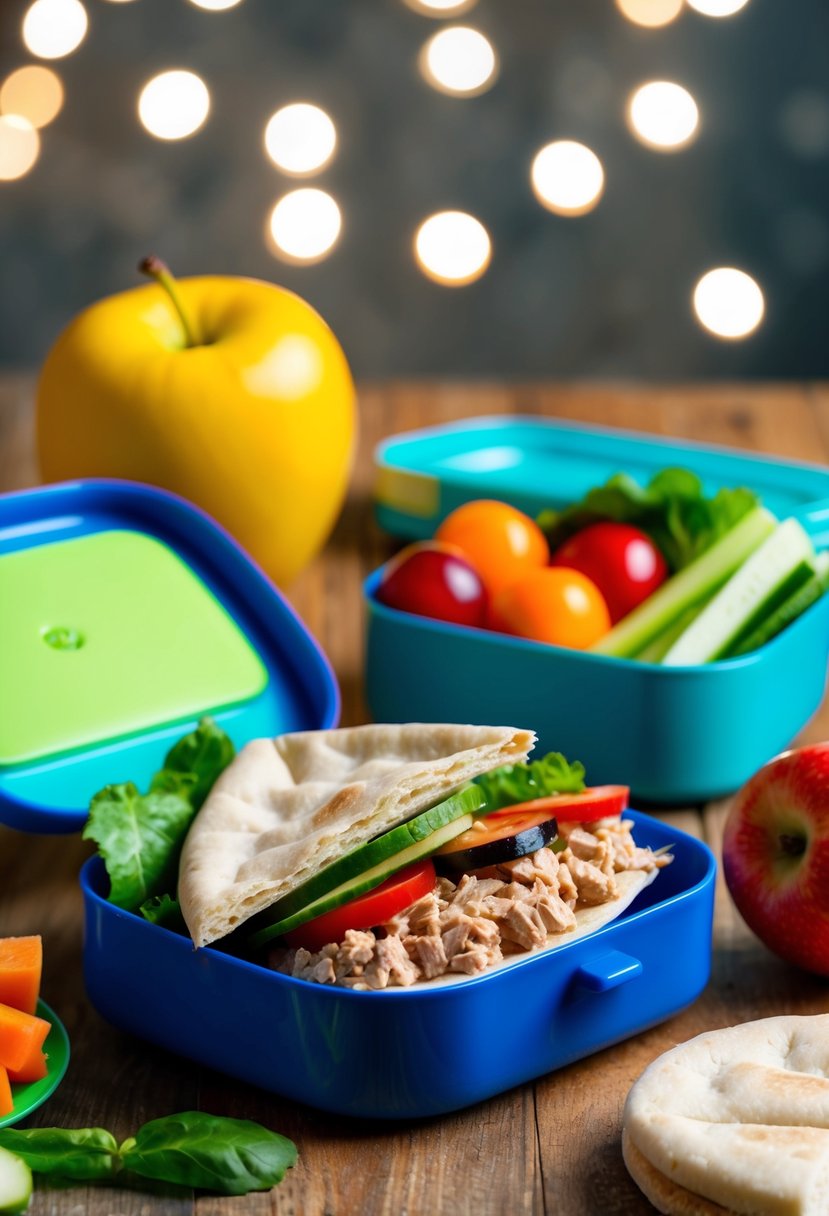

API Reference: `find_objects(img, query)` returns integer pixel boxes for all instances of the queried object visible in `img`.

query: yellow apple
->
[36,259,356,586]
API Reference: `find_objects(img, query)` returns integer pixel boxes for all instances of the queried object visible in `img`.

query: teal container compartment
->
[368,417,829,803]
[0,480,339,833]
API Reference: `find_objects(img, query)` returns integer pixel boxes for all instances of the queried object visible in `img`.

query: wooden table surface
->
[2,379,829,1216]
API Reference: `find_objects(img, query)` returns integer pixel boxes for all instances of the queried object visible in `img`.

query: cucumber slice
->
[0,1147,32,1215]
[724,551,829,658]
[248,784,484,933]
[635,599,712,663]
[249,814,473,947]
[663,518,815,666]
[592,506,777,660]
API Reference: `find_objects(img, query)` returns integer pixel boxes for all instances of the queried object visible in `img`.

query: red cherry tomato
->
[435,500,549,597]
[376,542,488,627]
[284,860,436,953]
[550,523,668,624]
[493,567,611,649]
[488,785,630,824]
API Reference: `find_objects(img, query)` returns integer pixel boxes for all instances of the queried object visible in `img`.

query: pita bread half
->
[179,722,535,947]
[623,1015,829,1216]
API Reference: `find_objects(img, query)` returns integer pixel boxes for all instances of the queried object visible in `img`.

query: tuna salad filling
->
[269,818,671,990]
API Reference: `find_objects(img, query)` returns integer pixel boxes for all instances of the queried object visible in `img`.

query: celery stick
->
[591,506,777,660]
[724,551,829,658]
[662,518,815,666]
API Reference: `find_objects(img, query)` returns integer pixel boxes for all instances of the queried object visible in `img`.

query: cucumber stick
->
[591,506,777,660]
[0,1148,32,1216]
[724,550,829,658]
[635,600,711,664]
[249,814,475,946]
[662,518,815,665]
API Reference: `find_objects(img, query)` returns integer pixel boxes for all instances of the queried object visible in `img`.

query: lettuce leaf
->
[475,752,586,813]
[83,718,235,916]
[537,467,758,571]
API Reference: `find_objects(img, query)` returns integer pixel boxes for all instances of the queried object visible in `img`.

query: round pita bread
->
[622,1128,732,1216]
[623,1015,829,1216]
[179,722,535,947]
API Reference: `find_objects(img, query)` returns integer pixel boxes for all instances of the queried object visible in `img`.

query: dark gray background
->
[1,0,827,378]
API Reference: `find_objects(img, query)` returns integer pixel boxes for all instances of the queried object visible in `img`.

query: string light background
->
[0,0,827,377]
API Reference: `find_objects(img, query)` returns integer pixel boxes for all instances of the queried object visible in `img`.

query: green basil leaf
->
[0,1128,118,1180]
[120,1112,297,1196]
[83,783,195,913]
[475,752,586,812]
[162,719,236,811]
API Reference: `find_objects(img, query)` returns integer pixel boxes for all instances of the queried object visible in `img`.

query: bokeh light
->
[264,104,337,175]
[531,141,605,216]
[403,0,478,14]
[268,188,342,263]
[22,0,88,60]
[0,66,63,129]
[627,81,699,151]
[693,268,765,339]
[0,115,39,181]
[414,211,491,285]
[419,27,498,97]
[614,0,683,27]
[138,71,210,140]
[686,0,751,15]
[188,0,245,8]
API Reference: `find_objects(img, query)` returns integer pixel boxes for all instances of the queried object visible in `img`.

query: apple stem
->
[138,255,201,348]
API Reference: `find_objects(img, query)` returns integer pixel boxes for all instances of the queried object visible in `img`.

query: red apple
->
[376,542,488,627]
[722,743,829,975]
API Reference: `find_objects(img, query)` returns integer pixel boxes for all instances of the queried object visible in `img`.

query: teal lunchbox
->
[366,418,829,803]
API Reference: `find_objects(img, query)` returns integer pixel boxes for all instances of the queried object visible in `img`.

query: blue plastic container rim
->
[79,809,717,1004]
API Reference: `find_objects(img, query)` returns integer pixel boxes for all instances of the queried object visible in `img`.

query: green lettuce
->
[537,467,758,571]
[475,752,586,813]
[83,718,235,918]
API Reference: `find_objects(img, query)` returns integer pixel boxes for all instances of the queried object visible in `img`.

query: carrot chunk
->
[0,1067,12,1117]
[0,937,42,1015]
[7,1041,47,1084]
[0,1003,50,1072]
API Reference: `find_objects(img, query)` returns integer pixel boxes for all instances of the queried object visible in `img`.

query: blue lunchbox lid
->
[374,415,829,548]
[0,479,339,834]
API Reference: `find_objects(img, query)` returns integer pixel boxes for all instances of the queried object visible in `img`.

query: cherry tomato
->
[376,542,488,627]
[284,860,436,953]
[488,785,630,824]
[435,500,549,598]
[493,567,611,649]
[550,523,668,624]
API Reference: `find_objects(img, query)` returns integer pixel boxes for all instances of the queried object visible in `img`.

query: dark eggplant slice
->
[433,812,559,874]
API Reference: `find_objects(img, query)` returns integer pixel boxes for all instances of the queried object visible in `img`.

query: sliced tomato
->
[488,785,629,825]
[433,808,558,873]
[284,860,436,953]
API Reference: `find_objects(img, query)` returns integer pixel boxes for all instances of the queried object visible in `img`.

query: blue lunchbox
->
[366,417,829,804]
[0,479,338,833]
[81,811,715,1119]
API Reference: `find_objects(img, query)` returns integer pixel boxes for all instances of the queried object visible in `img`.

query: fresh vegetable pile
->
[0,937,47,1121]
[87,721,669,991]
[375,468,829,663]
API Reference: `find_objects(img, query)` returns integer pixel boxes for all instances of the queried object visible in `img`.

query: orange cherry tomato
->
[493,567,611,649]
[435,500,549,597]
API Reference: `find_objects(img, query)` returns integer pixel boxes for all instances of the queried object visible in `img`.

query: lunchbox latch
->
[574,950,643,993]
